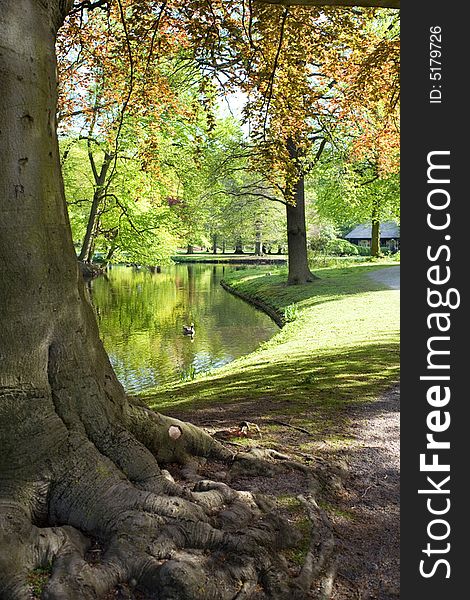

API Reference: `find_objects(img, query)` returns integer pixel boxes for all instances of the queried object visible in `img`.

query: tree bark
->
[102,240,117,267]
[254,221,263,256]
[285,142,317,285]
[0,2,329,597]
[235,238,244,254]
[370,198,380,257]
[371,220,380,257]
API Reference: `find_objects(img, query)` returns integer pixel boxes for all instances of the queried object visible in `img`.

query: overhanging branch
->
[255,0,400,8]
[70,0,109,15]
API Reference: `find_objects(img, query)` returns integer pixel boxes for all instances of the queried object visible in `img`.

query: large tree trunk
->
[371,220,380,257]
[285,179,316,284]
[285,141,317,285]
[0,3,330,598]
[102,239,118,267]
[235,237,244,254]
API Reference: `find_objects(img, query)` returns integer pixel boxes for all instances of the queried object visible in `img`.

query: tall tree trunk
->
[286,178,316,284]
[186,244,194,254]
[0,2,329,597]
[254,220,263,256]
[212,233,218,254]
[285,141,316,284]
[371,220,380,257]
[235,238,244,254]
[102,240,117,267]
[78,190,99,262]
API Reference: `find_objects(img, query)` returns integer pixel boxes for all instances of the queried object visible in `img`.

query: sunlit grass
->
[144,262,399,442]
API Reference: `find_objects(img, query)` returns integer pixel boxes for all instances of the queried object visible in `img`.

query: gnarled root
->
[0,398,334,599]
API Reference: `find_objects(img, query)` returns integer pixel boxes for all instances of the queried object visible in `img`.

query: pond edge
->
[220,279,284,328]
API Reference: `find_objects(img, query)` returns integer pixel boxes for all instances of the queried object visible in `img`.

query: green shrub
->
[324,239,359,256]
[309,225,338,252]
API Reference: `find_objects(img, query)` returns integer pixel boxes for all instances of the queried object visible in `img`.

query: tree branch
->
[70,0,109,15]
[262,6,289,137]
[58,101,118,123]
[255,0,400,8]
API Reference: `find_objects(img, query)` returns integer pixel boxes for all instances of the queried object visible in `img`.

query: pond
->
[89,264,278,394]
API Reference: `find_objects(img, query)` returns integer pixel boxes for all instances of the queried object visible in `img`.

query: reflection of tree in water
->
[186,264,196,309]
[90,264,277,392]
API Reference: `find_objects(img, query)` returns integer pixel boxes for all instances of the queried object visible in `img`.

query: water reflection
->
[90,264,278,393]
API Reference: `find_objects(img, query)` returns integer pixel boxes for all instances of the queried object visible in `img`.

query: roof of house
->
[344,221,400,240]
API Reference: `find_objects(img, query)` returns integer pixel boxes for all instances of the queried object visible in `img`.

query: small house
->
[344,221,400,251]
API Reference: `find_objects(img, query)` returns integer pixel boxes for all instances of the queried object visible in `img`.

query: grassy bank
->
[144,262,399,453]
[172,252,287,264]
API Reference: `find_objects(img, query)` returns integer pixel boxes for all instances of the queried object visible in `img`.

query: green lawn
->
[144,262,399,451]
[171,252,287,264]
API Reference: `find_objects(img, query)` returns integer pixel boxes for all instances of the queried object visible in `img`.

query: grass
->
[171,252,286,264]
[144,261,399,453]
[28,565,52,598]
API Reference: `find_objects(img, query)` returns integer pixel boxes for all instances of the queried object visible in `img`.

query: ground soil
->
[328,386,400,600]
[165,383,400,600]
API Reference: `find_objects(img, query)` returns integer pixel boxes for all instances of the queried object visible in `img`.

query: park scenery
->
[0,1,400,599]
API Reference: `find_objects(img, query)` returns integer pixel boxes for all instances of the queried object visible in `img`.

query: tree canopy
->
[56,0,399,273]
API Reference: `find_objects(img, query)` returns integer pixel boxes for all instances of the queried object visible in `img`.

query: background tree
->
[62,132,182,265]
[57,0,190,264]
[313,9,400,255]
[238,4,372,281]
[312,154,399,252]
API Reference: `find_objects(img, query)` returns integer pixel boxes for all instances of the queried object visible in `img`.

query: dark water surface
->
[90,264,278,393]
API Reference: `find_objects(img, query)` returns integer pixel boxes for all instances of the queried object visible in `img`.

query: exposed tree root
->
[0,394,336,600]
[295,495,335,594]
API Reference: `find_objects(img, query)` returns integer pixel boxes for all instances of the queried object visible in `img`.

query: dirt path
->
[367,265,400,290]
[331,385,400,600]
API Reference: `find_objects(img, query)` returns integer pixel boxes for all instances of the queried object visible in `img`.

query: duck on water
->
[183,323,195,335]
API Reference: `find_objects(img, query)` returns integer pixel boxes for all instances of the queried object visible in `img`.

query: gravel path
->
[367,265,400,290]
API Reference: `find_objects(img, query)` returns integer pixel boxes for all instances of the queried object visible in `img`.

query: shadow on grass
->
[145,339,399,439]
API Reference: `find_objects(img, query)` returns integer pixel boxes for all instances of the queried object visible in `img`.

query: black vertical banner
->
[401,2,468,598]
